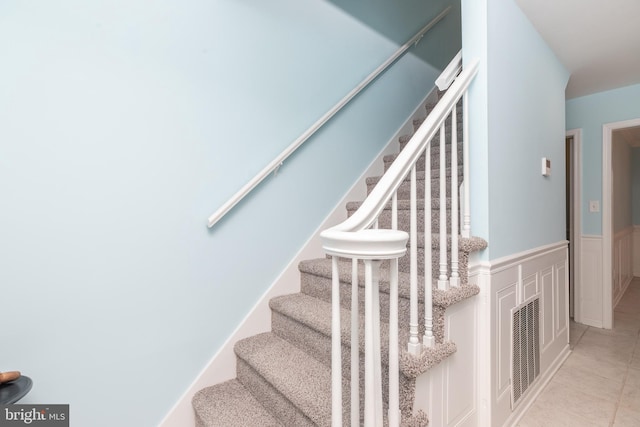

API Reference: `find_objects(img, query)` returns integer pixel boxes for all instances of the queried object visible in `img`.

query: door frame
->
[602,118,640,329]
[566,129,582,322]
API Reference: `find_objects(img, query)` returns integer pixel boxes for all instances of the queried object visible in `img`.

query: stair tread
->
[271,293,461,381]
[366,167,463,185]
[193,379,283,427]
[270,293,396,351]
[299,257,482,308]
[234,332,346,426]
[384,148,463,164]
[347,198,452,211]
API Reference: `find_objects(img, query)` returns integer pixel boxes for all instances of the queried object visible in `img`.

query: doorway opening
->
[602,118,640,330]
[566,129,581,325]
[566,135,575,318]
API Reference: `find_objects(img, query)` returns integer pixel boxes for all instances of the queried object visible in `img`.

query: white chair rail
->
[320,54,479,426]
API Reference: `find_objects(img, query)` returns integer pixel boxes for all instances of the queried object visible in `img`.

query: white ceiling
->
[516,0,640,99]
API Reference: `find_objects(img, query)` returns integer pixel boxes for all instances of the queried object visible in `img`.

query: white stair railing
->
[320,53,479,426]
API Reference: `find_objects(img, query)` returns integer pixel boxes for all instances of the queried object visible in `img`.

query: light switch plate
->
[541,157,551,176]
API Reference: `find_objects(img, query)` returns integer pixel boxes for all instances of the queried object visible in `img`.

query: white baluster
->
[351,259,359,427]
[363,259,384,426]
[450,104,460,287]
[424,143,435,348]
[331,257,343,427]
[462,92,471,238]
[388,257,400,426]
[372,261,383,426]
[438,123,449,290]
[408,165,421,355]
[392,192,398,230]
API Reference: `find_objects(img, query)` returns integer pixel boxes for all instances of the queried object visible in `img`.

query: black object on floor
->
[0,376,32,404]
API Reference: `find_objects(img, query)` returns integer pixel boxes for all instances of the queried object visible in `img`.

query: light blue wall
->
[461,0,490,248]
[0,1,446,425]
[566,83,640,235]
[463,0,569,259]
[328,0,461,70]
[633,148,640,225]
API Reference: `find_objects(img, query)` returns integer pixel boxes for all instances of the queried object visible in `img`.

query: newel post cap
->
[320,228,408,260]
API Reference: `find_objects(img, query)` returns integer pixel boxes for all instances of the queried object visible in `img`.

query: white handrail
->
[328,59,479,234]
[435,50,462,91]
[207,7,452,228]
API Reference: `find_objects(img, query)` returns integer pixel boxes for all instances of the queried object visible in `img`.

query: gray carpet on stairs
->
[193,379,282,427]
[192,96,487,426]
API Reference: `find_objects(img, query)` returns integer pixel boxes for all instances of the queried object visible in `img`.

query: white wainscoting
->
[578,235,604,328]
[414,295,478,427]
[613,227,634,307]
[634,226,640,277]
[471,242,570,427]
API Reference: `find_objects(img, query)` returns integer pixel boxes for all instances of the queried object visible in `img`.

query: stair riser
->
[347,206,453,234]
[300,271,422,327]
[398,247,471,284]
[384,149,464,172]
[236,359,319,427]
[299,269,451,350]
[413,113,464,132]
[271,312,396,406]
[400,137,462,152]
[329,251,472,284]
[366,177,461,200]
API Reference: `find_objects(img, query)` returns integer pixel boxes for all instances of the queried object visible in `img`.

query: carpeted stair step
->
[366,168,463,200]
[346,198,452,234]
[234,332,350,427]
[268,292,459,418]
[342,198,486,277]
[398,132,463,152]
[413,114,463,133]
[193,379,283,427]
[269,293,394,414]
[299,256,483,327]
[383,147,464,172]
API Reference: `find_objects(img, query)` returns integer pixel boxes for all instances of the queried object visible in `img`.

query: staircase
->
[192,88,486,426]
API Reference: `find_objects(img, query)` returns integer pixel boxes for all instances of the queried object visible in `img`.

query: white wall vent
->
[510,297,540,409]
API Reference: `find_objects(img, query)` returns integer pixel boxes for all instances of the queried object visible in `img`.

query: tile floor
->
[517,278,640,426]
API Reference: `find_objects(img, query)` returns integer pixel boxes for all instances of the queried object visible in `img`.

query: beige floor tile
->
[569,320,588,349]
[551,361,624,402]
[581,328,638,347]
[620,366,640,411]
[630,352,640,371]
[517,400,606,427]
[520,278,640,425]
[561,351,628,383]
[613,406,640,426]
[535,380,616,425]
[573,330,636,365]
[611,311,640,336]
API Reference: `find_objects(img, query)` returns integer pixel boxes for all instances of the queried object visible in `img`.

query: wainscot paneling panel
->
[473,242,570,427]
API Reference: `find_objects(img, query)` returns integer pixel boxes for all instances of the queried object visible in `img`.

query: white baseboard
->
[159,87,440,427]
